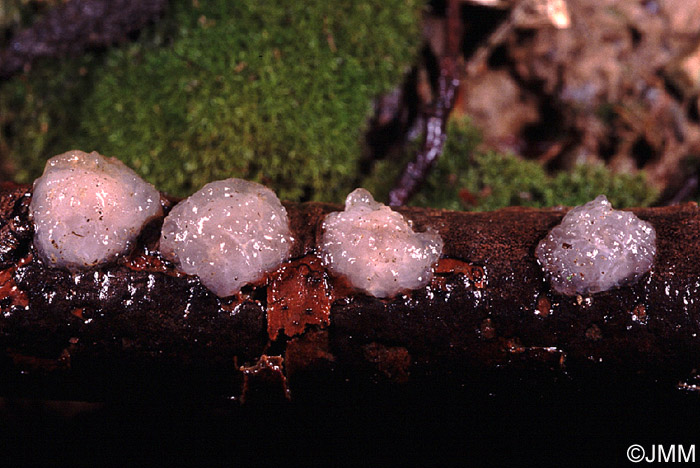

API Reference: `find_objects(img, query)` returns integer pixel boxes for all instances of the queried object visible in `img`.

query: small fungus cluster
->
[536,195,656,296]
[29,150,657,300]
[320,188,443,298]
[30,150,162,270]
[159,179,294,298]
[29,150,443,298]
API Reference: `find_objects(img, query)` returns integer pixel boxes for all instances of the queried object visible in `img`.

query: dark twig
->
[388,0,462,207]
[388,60,460,207]
[0,0,167,79]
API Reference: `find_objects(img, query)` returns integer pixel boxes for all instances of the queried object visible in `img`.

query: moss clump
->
[1,0,424,200]
[0,54,97,181]
[363,117,658,210]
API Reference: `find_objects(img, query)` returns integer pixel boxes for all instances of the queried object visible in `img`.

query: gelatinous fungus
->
[30,150,162,270]
[160,178,293,297]
[320,188,443,298]
[536,195,656,296]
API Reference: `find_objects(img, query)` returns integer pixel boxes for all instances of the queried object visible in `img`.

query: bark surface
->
[1,182,699,404]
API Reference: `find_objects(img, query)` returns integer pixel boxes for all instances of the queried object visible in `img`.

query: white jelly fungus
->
[159,178,293,297]
[30,150,162,270]
[320,188,443,298]
[536,195,656,296]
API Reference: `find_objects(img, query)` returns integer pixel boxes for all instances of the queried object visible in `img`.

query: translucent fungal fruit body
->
[159,179,293,297]
[30,150,162,270]
[320,188,443,298]
[536,195,656,296]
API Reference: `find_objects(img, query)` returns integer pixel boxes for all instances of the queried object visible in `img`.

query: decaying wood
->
[1,182,700,404]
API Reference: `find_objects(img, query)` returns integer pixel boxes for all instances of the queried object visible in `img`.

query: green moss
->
[550,164,657,208]
[1,0,424,200]
[363,117,658,210]
[0,54,99,182]
[0,2,657,209]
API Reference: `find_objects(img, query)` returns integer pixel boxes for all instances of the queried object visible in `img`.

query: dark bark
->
[0,0,167,79]
[1,182,700,405]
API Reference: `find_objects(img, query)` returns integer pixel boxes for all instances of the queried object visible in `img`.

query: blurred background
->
[0,0,698,209]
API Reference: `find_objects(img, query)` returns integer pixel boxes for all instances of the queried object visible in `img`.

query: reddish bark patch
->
[536,295,551,317]
[504,337,525,354]
[122,251,184,277]
[433,257,485,289]
[362,342,411,383]
[0,267,28,309]
[631,304,648,324]
[267,255,331,341]
[285,329,335,379]
[239,355,289,404]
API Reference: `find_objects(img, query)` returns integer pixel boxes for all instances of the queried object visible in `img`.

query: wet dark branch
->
[0,0,167,79]
[388,58,460,207]
[1,182,700,405]
[388,0,462,207]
